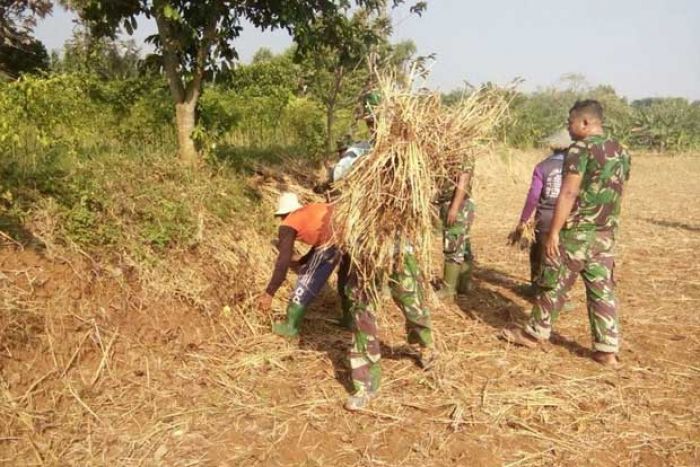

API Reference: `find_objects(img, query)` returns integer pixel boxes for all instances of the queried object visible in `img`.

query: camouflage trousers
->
[346,253,433,395]
[440,198,475,264]
[525,229,620,353]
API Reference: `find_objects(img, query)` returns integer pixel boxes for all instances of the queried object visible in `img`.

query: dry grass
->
[1,150,699,465]
[507,221,536,250]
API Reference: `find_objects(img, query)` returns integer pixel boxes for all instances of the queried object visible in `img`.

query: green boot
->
[457,260,473,295]
[272,302,307,338]
[435,262,460,302]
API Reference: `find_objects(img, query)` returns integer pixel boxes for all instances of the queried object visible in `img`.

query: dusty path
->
[1,152,699,465]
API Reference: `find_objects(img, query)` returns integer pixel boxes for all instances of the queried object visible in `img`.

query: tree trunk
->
[175,100,198,164]
[325,104,336,155]
[325,66,345,154]
[154,6,212,166]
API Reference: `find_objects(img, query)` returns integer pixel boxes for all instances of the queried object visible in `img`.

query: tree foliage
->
[0,0,51,45]
[54,27,143,80]
[478,76,700,152]
[631,98,700,151]
[0,0,52,78]
[67,0,417,163]
[0,36,48,77]
[297,2,418,152]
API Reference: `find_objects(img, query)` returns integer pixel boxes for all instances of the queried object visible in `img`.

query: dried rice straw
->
[332,71,513,300]
[507,221,536,250]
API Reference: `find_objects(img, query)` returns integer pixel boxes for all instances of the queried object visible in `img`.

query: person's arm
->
[544,174,582,259]
[519,165,545,226]
[257,226,296,310]
[446,172,472,225]
[544,143,587,261]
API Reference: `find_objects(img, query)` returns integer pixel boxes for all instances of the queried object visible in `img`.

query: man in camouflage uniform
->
[344,251,435,411]
[501,100,631,366]
[436,152,476,301]
[341,92,437,411]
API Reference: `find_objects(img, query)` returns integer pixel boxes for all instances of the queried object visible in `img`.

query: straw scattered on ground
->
[1,150,699,466]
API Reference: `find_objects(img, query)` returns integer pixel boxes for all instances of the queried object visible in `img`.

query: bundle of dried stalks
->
[332,73,512,297]
[507,221,536,250]
[248,157,324,206]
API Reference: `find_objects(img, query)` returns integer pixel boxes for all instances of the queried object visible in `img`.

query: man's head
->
[274,192,302,220]
[568,99,604,141]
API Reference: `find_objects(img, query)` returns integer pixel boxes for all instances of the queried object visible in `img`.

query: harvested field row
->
[1,151,698,466]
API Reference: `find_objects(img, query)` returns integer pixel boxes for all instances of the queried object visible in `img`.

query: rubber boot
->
[272,302,306,338]
[435,262,460,302]
[339,296,354,330]
[456,260,473,295]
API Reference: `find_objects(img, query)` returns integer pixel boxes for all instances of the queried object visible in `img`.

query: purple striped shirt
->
[519,153,565,232]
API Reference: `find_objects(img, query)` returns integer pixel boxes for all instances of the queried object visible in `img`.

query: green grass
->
[0,142,274,258]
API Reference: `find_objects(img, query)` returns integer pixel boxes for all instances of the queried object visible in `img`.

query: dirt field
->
[1,151,699,466]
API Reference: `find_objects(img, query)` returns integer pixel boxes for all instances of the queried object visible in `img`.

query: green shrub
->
[631,98,700,151]
[478,82,700,151]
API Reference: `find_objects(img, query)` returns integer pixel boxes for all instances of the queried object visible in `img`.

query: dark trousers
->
[530,231,547,287]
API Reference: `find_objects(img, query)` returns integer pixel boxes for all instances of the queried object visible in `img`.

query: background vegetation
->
[1,15,699,259]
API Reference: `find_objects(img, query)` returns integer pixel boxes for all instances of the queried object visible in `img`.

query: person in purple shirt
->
[514,129,572,293]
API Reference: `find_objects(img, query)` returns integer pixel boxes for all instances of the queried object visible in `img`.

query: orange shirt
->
[282,203,334,246]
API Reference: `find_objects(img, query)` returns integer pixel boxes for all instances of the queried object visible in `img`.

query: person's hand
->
[446,205,460,226]
[256,292,273,312]
[313,183,330,194]
[507,222,525,245]
[545,231,560,262]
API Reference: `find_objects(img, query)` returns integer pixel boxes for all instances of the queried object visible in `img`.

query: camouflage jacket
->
[564,134,631,232]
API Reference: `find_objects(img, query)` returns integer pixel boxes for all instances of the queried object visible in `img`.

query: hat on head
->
[274,192,303,216]
[544,128,573,151]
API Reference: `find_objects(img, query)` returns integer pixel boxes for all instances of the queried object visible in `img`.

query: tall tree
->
[57,27,142,79]
[300,9,383,153]
[69,0,411,164]
[0,36,48,77]
[299,4,421,153]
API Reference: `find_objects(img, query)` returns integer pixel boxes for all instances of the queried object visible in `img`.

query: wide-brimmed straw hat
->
[544,128,573,151]
[274,192,303,216]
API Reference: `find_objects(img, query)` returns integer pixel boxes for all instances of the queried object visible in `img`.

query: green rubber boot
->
[457,260,473,295]
[435,262,460,302]
[272,302,307,338]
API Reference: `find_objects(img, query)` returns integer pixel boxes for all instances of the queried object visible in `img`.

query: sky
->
[35,0,700,100]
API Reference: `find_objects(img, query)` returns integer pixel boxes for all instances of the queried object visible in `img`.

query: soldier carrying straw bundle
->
[332,74,511,410]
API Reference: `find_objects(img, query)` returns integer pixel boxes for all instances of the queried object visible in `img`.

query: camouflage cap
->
[363,91,381,117]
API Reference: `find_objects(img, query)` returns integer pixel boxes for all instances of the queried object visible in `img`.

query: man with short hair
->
[341,91,437,412]
[502,100,631,366]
